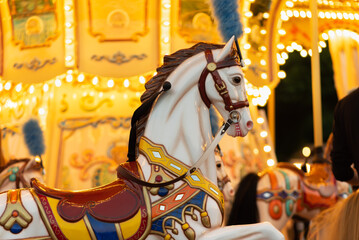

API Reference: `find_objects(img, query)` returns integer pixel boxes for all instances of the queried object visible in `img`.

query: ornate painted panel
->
[7,0,59,49]
[88,0,148,41]
[178,0,221,43]
[56,117,131,190]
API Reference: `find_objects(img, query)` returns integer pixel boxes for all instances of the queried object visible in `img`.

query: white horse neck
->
[142,51,218,183]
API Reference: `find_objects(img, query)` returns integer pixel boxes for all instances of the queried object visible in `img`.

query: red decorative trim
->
[37,193,68,240]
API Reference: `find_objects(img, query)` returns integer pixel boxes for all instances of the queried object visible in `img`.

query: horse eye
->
[232,76,242,85]
[216,163,221,168]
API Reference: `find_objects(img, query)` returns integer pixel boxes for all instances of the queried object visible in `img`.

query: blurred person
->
[331,88,359,186]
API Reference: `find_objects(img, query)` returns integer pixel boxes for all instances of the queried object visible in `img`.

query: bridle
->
[198,49,249,112]
[0,158,43,188]
[119,43,250,187]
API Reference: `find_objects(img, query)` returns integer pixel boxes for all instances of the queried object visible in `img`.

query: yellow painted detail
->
[200,212,208,217]
[120,208,141,239]
[46,197,92,240]
[182,223,189,230]
[139,137,224,209]
[164,234,172,240]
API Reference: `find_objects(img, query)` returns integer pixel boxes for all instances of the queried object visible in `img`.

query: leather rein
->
[118,49,249,188]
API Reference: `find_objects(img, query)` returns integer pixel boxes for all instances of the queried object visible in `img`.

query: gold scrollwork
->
[79,95,113,112]
[60,94,69,113]
[9,103,25,120]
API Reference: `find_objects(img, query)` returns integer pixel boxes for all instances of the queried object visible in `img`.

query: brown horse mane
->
[134,42,225,157]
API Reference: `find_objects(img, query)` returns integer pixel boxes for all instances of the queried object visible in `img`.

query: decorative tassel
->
[182,223,195,240]
[200,211,211,228]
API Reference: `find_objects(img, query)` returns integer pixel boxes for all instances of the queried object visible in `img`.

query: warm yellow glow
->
[277,43,285,49]
[123,79,130,88]
[4,82,11,91]
[319,12,325,18]
[300,11,306,18]
[55,79,62,87]
[264,145,271,152]
[322,33,329,40]
[43,83,49,92]
[286,1,294,7]
[107,79,115,88]
[286,46,294,52]
[263,12,270,19]
[267,159,275,167]
[278,29,286,35]
[244,59,251,65]
[64,0,75,67]
[307,11,312,18]
[65,56,73,61]
[302,146,311,157]
[66,75,73,82]
[293,10,299,17]
[139,76,146,84]
[260,59,266,66]
[92,76,99,85]
[281,52,288,59]
[244,28,251,34]
[257,117,264,124]
[300,49,308,57]
[308,49,312,56]
[319,41,326,48]
[15,83,22,92]
[261,73,267,79]
[260,131,268,138]
[337,12,343,19]
[244,43,251,50]
[253,148,259,154]
[260,29,267,35]
[278,71,286,79]
[29,85,35,94]
[245,11,253,17]
[0,83,3,92]
[259,46,267,51]
[77,74,85,82]
[39,108,46,115]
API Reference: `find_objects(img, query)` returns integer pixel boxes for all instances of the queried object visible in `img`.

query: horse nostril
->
[247,120,253,130]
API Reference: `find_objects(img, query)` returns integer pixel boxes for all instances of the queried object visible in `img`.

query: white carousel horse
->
[0,37,283,239]
[0,120,45,191]
[215,145,234,223]
[227,147,353,233]
[0,157,44,191]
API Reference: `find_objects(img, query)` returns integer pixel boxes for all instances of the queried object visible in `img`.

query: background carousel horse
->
[215,145,235,223]
[0,119,45,191]
[0,37,283,240]
[227,145,353,237]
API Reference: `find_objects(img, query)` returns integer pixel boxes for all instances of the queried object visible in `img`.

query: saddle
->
[31,161,147,223]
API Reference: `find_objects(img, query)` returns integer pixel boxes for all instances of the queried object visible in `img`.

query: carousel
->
[0,0,358,239]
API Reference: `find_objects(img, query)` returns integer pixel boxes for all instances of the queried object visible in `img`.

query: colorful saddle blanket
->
[31,162,151,240]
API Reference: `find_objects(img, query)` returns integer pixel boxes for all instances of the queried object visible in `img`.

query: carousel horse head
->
[0,119,45,191]
[0,157,44,191]
[215,145,234,202]
[227,143,353,235]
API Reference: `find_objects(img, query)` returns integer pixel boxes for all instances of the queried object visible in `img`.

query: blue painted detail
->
[285,199,294,217]
[86,214,118,240]
[257,191,274,200]
[278,190,288,199]
[10,223,22,234]
[9,174,16,182]
[158,187,169,197]
[151,191,206,233]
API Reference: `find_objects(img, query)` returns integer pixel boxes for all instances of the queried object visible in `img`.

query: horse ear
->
[215,36,235,62]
